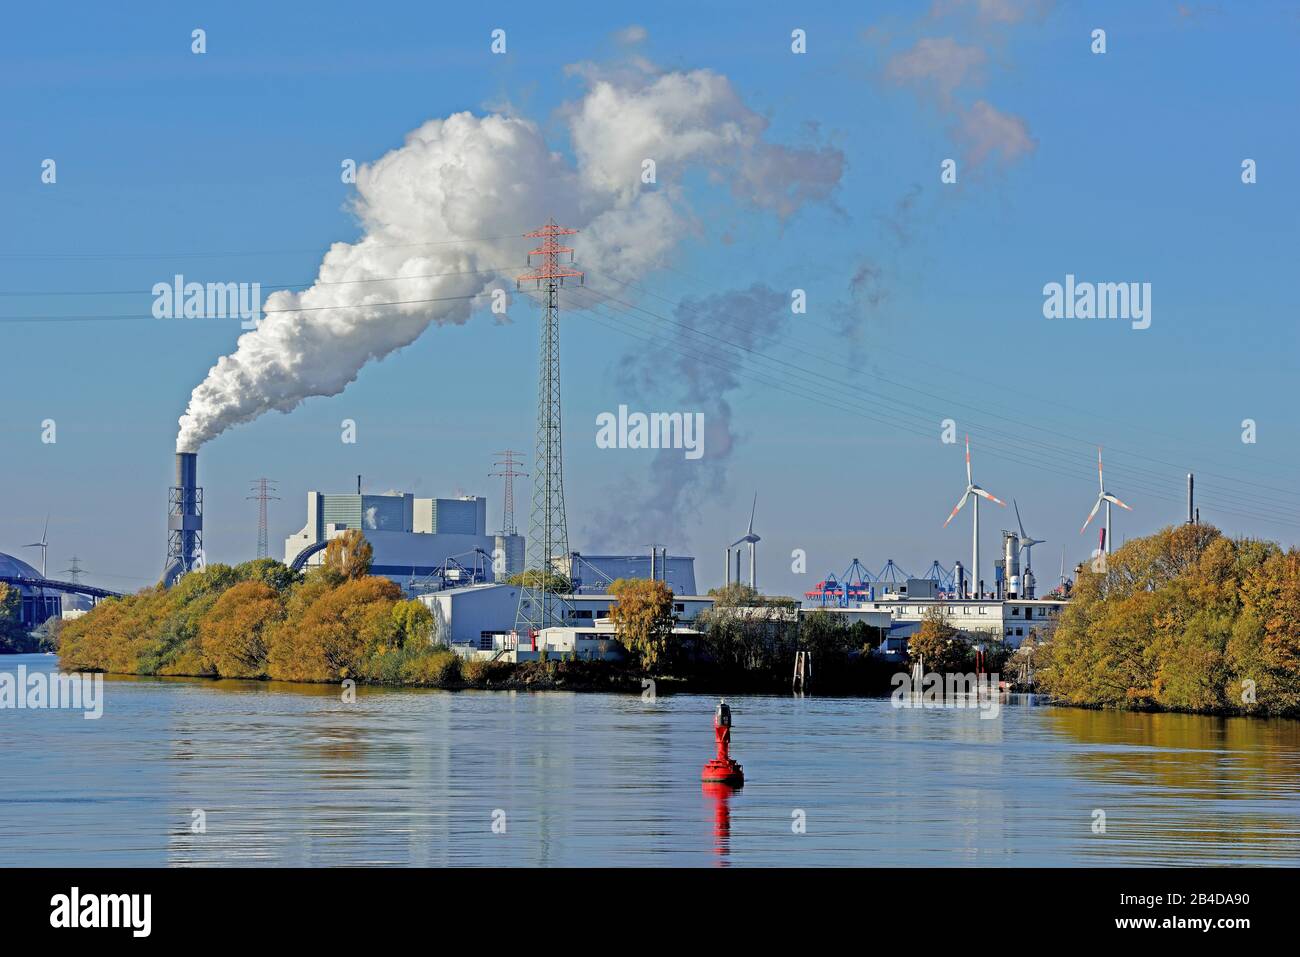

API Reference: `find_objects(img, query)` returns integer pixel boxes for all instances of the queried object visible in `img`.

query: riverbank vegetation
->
[57,531,449,683]
[1037,523,1300,717]
[55,544,895,694]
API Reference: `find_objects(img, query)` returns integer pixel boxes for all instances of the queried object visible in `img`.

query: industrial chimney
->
[954,560,966,599]
[163,451,203,586]
[1187,472,1195,524]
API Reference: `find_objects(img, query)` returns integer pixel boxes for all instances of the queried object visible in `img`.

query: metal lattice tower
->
[247,478,280,559]
[515,220,583,637]
[62,556,84,584]
[490,450,526,536]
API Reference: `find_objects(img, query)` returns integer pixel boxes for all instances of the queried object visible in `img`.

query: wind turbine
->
[23,515,49,578]
[943,436,1005,598]
[1013,499,1045,576]
[731,493,761,590]
[1080,446,1131,555]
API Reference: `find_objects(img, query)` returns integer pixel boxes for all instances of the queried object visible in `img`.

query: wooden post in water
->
[793,650,811,690]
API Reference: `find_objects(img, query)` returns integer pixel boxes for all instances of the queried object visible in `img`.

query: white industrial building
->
[418,582,715,651]
[284,490,524,589]
[849,597,1067,646]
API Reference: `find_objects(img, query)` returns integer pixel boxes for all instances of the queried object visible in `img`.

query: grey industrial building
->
[284,490,524,588]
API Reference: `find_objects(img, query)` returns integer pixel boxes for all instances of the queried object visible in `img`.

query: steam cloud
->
[175,61,842,452]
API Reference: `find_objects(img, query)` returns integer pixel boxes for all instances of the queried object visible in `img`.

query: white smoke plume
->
[175,61,843,452]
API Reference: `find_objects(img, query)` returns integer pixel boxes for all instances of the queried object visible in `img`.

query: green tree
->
[392,599,434,649]
[0,583,32,652]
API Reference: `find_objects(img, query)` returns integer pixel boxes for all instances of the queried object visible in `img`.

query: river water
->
[3,653,1299,866]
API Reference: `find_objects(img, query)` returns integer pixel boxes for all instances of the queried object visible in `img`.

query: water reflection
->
[3,655,1299,867]
[702,782,740,865]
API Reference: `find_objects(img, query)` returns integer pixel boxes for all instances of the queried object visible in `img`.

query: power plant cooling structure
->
[163,451,203,586]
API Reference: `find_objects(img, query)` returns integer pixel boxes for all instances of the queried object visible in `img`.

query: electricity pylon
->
[514,220,583,638]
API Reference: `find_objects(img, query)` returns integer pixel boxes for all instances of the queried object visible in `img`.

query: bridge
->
[0,575,125,602]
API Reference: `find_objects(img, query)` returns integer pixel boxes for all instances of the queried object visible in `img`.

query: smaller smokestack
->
[164,451,203,586]
[725,547,731,587]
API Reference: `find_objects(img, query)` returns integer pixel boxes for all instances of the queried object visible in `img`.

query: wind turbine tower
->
[23,515,49,578]
[730,494,761,590]
[1081,447,1132,555]
[943,436,1005,598]
[1013,499,1045,580]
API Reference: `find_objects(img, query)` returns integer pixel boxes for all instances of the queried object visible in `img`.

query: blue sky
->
[2,0,1298,597]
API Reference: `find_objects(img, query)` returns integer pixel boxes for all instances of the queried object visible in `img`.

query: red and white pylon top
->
[518,219,583,287]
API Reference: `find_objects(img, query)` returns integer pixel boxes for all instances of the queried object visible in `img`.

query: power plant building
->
[561,553,697,595]
[284,490,524,587]
[0,552,61,628]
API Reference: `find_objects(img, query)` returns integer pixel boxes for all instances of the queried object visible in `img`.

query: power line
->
[0,264,515,297]
[555,286,1300,532]
[573,275,1300,518]
[0,290,498,323]
[0,234,531,262]
[645,262,1300,483]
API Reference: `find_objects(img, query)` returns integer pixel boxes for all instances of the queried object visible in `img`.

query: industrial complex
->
[6,220,1179,664]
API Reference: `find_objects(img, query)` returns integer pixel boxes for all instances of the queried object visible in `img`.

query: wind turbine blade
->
[748,493,757,535]
[943,490,971,528]
[965,434,972,485]
[974,487,1006,507]
[1081,496,1102,533]
[1103,492,1132,511]
[1014,499,1026,538]
[1097,446,1104,494]
[42,514,49,542]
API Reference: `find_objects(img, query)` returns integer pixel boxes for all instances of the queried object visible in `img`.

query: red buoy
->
[701,698,744,785]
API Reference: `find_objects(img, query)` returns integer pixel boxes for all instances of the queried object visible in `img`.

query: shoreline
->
[22,652,1295,719]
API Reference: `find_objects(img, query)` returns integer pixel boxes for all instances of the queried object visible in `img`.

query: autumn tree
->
[907,606,970,673]
[609,577,675,671]
[266,575,402,681]
[1038,524,1300,716]
[323,529,373,580]
[199,580,284,678]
